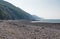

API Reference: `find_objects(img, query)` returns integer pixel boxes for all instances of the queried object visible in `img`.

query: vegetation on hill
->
[0,0,35,20]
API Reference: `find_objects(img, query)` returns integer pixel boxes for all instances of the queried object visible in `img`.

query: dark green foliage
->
[0,0,35,20]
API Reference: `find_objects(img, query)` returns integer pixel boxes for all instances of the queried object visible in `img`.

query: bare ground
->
[0,20,60,39]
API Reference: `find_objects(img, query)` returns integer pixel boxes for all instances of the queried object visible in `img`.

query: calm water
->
[32,19,60,23]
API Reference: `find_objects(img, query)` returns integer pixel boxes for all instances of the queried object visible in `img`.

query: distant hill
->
[0,0,35,20]
[32,15,43,20]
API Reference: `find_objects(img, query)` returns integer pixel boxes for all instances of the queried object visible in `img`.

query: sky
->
[4,0,60,19]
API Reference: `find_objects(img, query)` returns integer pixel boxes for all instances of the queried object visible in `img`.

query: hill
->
[0,0,35,20]
[32,15,43,20]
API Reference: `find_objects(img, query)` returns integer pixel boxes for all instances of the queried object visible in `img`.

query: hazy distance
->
[4,0,60,19]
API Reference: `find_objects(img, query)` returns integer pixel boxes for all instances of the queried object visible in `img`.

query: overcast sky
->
[4,0,60,19]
